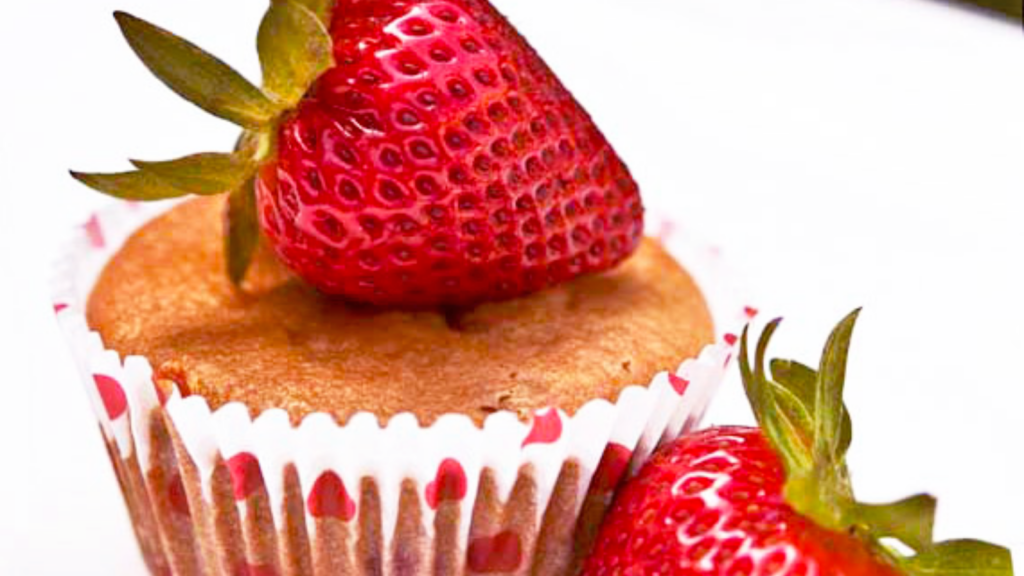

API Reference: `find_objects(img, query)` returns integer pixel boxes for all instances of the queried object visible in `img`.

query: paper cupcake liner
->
[51,200,752,575]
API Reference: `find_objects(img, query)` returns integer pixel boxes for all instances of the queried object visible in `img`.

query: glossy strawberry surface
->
[257,0,643,305]
[583,427,902,576]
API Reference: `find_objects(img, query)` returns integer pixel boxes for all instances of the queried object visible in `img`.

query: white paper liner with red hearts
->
[52,199,753,575]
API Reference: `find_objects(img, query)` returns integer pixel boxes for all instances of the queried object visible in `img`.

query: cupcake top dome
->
[87,197,713,425]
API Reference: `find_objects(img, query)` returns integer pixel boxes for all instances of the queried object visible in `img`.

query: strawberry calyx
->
[740,310,1013,575]
[71,0,336,283]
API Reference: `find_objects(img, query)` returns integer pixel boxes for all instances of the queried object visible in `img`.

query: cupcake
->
[61,1,738,574]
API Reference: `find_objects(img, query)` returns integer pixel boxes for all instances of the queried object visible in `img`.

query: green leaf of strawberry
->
[69,169,191,200]
[740,319,814,473]
[131,153,255,196]
[850,494,937,553]
[113,11,277,128]
[813,308,857,465]
[278,0,335,25]
[771,358,854,455]
[225,176,260,285]
[258,1,335,105]
[905,540,1014,575]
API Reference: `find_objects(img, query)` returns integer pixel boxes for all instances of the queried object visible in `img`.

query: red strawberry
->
[72,0,643,306]
[583,311,1012,575]
[585,427,905,576]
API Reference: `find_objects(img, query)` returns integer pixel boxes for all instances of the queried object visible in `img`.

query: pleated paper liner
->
[52,200,751,575]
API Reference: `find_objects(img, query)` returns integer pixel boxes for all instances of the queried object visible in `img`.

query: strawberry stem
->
[740,312,1014,574]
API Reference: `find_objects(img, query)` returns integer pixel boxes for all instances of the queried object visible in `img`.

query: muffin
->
[55,197,730,575]
[60,0,737,573]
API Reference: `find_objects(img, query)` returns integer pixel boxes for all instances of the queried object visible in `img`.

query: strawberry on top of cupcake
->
[73,0,643,307]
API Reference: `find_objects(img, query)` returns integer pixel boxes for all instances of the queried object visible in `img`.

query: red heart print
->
[226,452,263,501]
[93,374,127,420]
[307,471,356,521]
[168,473,190,517]
[521,408,562,447]
[590,443,633,493]
[744,306,759,318]
[723,333,738,346]
[668,374,690,396]
[84,214,105,249]
[425,458,468,510]
[467,531,523,573]
[53,303,68,314]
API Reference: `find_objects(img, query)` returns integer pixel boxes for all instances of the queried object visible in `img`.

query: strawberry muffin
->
[61,0,734,574]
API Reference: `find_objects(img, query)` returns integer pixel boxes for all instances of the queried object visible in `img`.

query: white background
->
[0,0,1021,574]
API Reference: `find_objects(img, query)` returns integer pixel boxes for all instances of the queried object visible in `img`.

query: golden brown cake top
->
[87,197,713,425]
